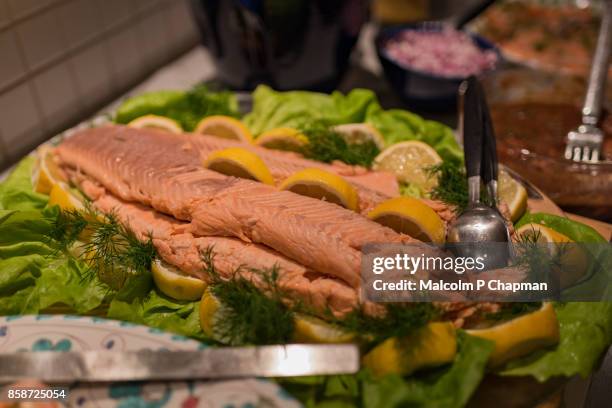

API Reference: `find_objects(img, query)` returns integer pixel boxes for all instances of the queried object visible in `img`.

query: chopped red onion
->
[384,28,497,78]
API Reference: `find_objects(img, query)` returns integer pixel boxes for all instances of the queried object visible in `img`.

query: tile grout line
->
[54,0,86,121]
[5,0,51,161]
[0,0,66,35]
[0,0,169,97]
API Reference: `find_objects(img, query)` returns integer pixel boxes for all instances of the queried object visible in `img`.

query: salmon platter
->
[1,85,610,407]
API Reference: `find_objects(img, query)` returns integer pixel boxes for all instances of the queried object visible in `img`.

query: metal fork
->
[565,2,611,163]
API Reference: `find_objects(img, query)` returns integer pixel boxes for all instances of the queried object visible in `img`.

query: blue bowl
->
[376,23,500,110]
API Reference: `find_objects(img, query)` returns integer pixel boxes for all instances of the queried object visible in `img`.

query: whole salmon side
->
[75,176,362,317]
[56,125,415,288]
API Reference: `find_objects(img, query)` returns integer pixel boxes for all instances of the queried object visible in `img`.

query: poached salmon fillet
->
[56,125,415,288]
[75,176,362,317]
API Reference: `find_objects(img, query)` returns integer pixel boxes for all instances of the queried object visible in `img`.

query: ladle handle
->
[480,80,500,204]
[461,76,483,204]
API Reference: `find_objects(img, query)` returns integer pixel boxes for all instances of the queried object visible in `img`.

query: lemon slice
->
[363,322,457,377]
[127,114,183,134]
[372,141,442,193]
[32,147,66,194]
[203,147,275,185]
[152,259,206,301]
[368,196,445,243]
[200,289,220,339]
[467,303,559,366]
[194,115,253,143]
[279,168,360,211]
[48,182,85,212]
[292,314,355,344]
[199,288,234,343]
[516,223,571,244]
[255,127,309,152]
[333,123,385,150]
[516,223,588,286]
[499,170,528,222]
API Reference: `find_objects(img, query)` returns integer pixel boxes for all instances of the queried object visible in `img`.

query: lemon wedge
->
[279,168,360,211]
[127,114,183,134]
[467,303,559,366]
[368,196,445,243]
[499,170,528,222]
[32,147,66,194]
[203,147,275,185]
[255,127,310,153]
[48,182,85,212]
[292,314,355,344]
[152,259,206,301]
[194,115,253,143]
[372,141,442,193]
[515,223,571,244]
[333,123,386,150]
[363,322,457,377]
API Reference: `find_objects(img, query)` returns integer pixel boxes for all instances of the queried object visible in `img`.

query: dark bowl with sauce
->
[482,68,612,221]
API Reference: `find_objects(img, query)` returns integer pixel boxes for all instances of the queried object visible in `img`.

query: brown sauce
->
[491,102,612,161]
[490,102,612,221]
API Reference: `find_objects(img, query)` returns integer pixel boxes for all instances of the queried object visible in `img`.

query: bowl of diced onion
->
[376,23,500,109]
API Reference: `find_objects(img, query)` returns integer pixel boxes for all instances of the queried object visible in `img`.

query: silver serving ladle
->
[447,77,511,270]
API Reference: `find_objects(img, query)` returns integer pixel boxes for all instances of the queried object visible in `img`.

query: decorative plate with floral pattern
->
[0,315,301,408]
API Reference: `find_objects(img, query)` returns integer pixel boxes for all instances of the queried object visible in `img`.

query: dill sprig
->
[300,121,380,167]
[47,207,90,249]
[49,207,156,291]
[428,161,469,211]
[200,246,442,345]
[200,247,295,345]
[331,303,439,345]
[512,229,566,296]
[173,85,239,131]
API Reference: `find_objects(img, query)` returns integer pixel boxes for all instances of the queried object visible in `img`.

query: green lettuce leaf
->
[244,86,378,133]
[516,213,606,243]
[361,332,493,408]
[501,302,612,381]
[365,107,462,164]
[107,289,206,341]
[0,156,47,211]
[243,85,462,163]
[281,332,493,408]
[0,206,107,315]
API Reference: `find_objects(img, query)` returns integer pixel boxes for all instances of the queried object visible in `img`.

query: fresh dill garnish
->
[512,229,566,296]
[200,247,295,345]
[49,207,156,292]
[171,85,239,131]
[428,161,469,211]
[115,85,239,131]
[333,303,439,344]
[200,246,442,345]
[300,121,380,167]
[47,207,90,249]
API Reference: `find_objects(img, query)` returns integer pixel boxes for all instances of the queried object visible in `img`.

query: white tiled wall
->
[0,0,200,169]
